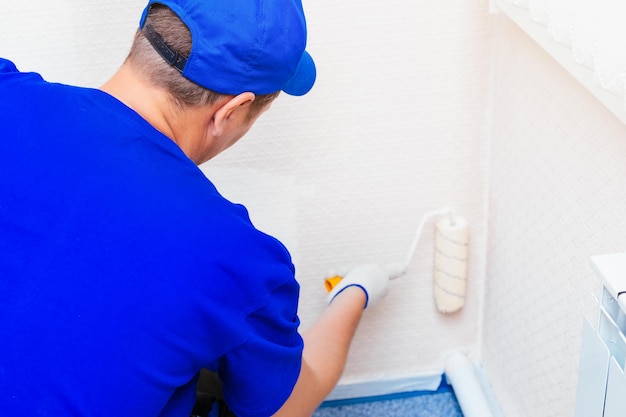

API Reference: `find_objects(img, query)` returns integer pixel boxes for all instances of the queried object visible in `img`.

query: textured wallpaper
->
[202,0,493,383]
[1,0,492,396]
[484,16,626,417]
[0,1,145,88]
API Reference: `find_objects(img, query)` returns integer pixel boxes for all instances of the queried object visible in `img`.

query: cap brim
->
[282,51,316,96]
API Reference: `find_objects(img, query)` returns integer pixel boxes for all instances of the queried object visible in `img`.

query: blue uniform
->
[0,58,303,417]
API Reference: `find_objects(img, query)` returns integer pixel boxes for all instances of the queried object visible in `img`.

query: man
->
[0,1,392,416]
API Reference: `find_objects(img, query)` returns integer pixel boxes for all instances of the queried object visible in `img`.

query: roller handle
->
[324,275,344,292]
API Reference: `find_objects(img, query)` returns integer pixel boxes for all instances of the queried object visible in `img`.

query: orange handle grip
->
[324,275,343,293]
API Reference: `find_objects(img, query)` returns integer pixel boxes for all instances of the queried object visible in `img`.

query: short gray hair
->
[126,4,279,113]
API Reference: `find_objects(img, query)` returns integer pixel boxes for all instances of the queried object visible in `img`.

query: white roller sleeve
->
[433,215,469,313]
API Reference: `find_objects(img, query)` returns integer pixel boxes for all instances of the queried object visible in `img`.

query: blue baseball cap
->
[139,0,316,96]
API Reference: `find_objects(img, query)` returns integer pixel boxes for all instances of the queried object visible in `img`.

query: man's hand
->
[327,264,391,309]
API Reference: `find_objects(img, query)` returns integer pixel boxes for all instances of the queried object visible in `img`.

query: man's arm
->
[272,286,366,417]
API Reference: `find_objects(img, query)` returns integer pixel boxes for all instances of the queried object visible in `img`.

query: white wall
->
[203,0,492,383]
[0,1,144,87]
[1,0,492,400]
[483,15,626,417]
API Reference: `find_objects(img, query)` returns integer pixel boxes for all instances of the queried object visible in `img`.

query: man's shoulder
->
[0,57,19,74]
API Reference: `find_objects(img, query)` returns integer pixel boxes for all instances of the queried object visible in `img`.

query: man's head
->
[115,0,315,164]
[137,0,316,98]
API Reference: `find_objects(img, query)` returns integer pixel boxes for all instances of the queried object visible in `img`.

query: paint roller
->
[325,207,469,313]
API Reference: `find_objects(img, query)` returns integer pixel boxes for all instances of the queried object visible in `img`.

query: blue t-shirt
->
[0,58,303,417]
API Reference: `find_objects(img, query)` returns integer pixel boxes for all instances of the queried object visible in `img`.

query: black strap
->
[192,370,237,417]
[142,23,188,73]
[191,392,236,417]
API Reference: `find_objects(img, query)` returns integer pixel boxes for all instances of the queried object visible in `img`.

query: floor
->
[312,382,464,417]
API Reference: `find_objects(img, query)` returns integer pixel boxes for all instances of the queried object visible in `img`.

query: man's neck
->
[100,64,176,140]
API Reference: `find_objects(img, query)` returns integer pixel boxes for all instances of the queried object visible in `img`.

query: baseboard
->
[323,353,505,417]
[324,372,443,402]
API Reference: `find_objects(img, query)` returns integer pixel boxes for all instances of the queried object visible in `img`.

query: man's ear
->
[210,92,256,137]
